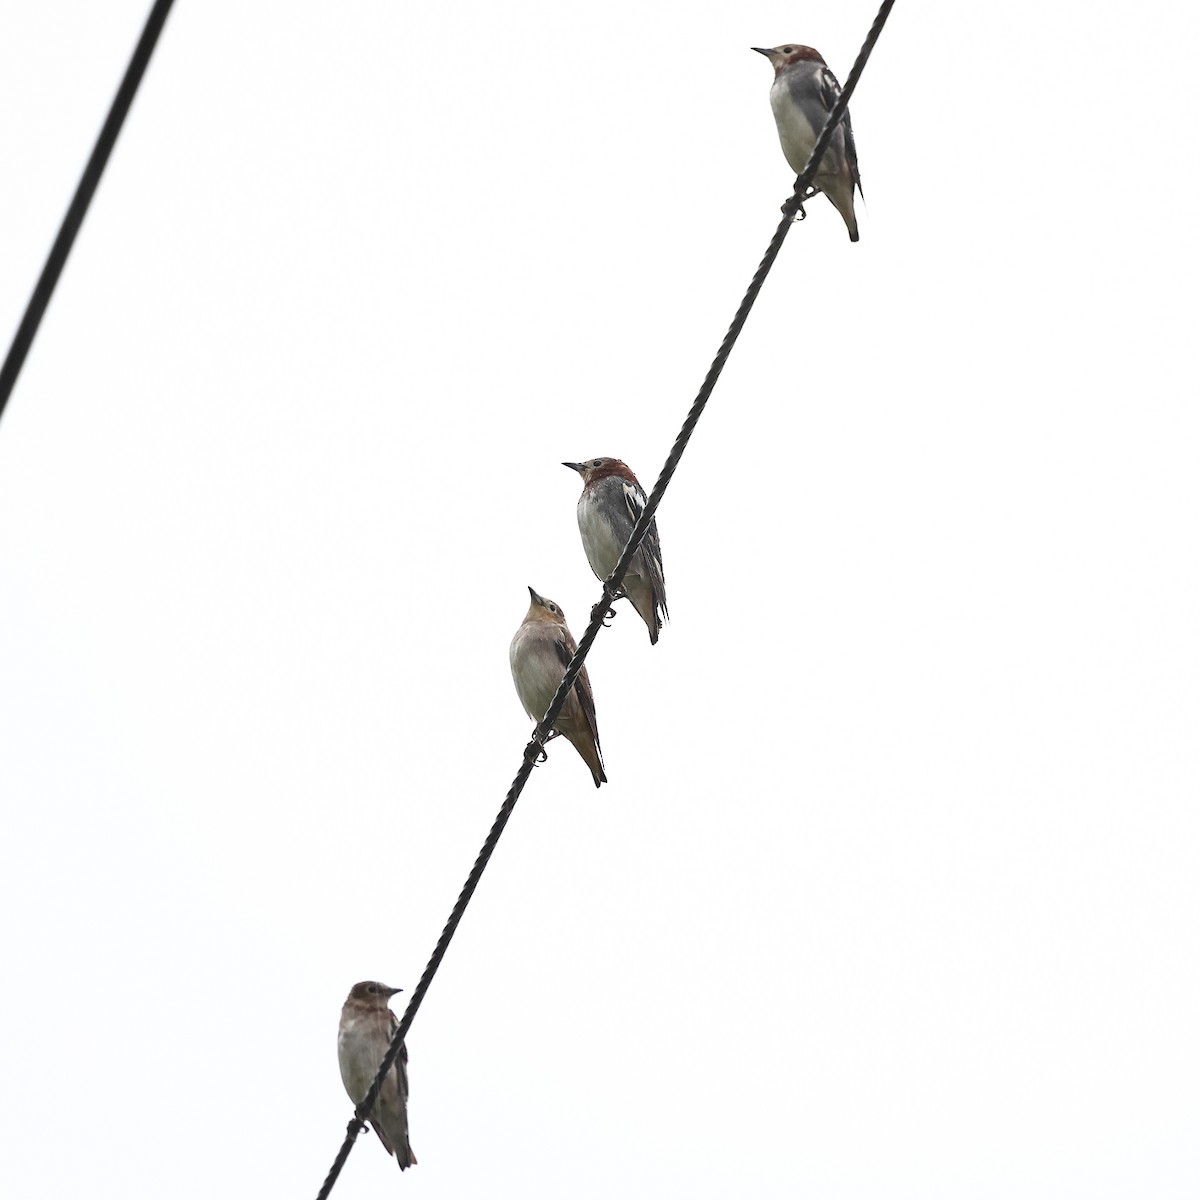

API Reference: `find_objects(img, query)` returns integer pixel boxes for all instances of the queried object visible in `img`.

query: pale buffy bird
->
[752,44,863,241]
[563,458,668,645]
[338,981,416,1170]
[510,586,606,787]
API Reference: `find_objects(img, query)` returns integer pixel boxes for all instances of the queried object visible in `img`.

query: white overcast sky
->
[2,2,1198,1197]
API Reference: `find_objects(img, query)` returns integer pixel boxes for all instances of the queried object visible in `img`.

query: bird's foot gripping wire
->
[590,601,618,626]
[782,185,818,221]
[526,728,562,766]
[591,584,623,627]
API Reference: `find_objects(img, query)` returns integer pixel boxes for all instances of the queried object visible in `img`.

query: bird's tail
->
[565,725,607,788]
[820,176,860,242]
[627,576,666,645]
[396,1142,417,1170]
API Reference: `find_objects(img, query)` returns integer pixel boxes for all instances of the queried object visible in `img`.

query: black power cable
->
[0,0,176,425]
[315,3,897,1195]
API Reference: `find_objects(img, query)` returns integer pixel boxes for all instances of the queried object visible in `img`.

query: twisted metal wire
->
[316,4,895,1194]
[0,0,176,425]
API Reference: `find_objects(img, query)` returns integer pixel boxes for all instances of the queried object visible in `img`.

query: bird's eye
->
[367,985,378,994]
[548,604,558,613]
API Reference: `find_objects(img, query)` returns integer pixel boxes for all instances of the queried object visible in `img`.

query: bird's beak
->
[751,46,775,58]
[527,585,543,606]
[387,986,404,997]
[562,461,583,473]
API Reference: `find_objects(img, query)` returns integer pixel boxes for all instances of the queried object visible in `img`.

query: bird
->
[337,981,417,1170]
[563,457,668,645]
[510,586,606,787]
[752,43,863,241]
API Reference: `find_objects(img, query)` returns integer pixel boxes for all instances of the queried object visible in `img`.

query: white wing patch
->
[623,481,646,527]
[819,67,843,114]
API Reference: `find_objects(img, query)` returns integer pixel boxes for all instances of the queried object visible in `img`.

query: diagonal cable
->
[0,0,175,426]
[316,3,895,1195]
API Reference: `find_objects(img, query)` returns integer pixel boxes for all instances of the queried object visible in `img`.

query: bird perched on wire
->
[337,981,417,1170]
[510,587,606,787]
[563,457,668,646]
[752,43,863,241]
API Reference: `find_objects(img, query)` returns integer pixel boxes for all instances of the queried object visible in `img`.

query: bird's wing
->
[622,480,665,571]
[818,66,862,195]
[622,479,667,613]
[817,65,842,114]
[388,1008,409,1101]
[621,478,646,529]
[554,629,602,748]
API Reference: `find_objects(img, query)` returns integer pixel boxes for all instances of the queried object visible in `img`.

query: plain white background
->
[2,2,1197,1196]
